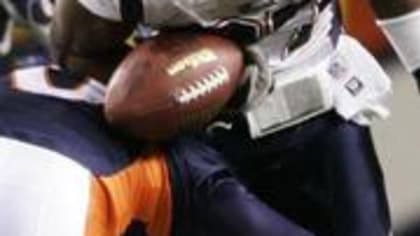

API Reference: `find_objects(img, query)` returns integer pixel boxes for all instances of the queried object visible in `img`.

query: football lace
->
[175,66,229,104]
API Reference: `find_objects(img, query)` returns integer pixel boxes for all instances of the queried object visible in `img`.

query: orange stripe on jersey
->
[85,152,173,236]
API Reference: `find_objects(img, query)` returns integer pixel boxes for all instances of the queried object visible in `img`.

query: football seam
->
[174,65,229,104]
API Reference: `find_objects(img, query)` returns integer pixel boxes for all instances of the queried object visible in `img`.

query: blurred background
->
[341,0,420,234]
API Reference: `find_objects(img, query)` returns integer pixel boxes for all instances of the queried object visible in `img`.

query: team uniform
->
[0,65,319,236]
[77,0,393,235]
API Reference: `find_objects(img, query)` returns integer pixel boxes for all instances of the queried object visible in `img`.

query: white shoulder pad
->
[77,0,122,22]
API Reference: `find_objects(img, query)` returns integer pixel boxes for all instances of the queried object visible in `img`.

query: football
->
[104,33,245,141]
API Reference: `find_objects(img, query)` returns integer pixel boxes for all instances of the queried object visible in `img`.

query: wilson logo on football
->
[166,48,218,76]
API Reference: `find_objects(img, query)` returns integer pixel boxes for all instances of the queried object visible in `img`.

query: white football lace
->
[176,66,229,104]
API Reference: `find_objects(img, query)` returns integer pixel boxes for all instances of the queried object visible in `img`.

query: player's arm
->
[368,0,420,89]
[51,0,135,79]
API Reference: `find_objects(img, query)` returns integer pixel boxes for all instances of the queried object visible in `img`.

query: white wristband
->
[77,0,122,22]
[378,10,420,72]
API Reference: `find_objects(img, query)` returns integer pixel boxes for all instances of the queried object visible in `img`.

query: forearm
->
[51,0,133,65]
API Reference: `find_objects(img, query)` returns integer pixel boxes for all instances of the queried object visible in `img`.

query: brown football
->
[104,33,244,141]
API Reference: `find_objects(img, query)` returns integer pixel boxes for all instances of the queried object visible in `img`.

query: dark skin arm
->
[368,0,420,19]
[51,0,136,81]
